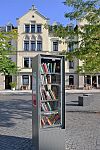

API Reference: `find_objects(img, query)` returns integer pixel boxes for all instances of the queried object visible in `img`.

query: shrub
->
[9,82,17,88]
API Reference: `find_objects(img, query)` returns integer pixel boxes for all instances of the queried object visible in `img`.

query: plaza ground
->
[0,90,100,150]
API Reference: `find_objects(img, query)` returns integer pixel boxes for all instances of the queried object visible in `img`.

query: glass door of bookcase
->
[40,57,62,128]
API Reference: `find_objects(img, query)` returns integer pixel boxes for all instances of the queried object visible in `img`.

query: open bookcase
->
[32,54,65,150]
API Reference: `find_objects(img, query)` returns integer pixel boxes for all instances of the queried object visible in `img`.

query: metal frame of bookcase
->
[32,54,65,150]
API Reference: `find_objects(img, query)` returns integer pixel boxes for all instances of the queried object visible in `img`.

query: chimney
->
[31,5,37,10]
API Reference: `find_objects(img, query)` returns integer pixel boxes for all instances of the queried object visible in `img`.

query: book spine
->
[41,103,46,111]
[42,63,48,74]
[48,89,56,100]
[46,117,52,125]
[46,91,51,100]
[41,118,45,126]
[47,63,50,73]
[47,102,52,111]
[42,103,48,111]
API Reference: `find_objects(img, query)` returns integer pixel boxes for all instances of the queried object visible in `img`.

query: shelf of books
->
[32,54,65,150]
[40,57,62,128]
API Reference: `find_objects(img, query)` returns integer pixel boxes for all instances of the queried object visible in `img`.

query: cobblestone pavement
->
[65,112,100,150]
[0,92,100,150]
[66,93,100,112]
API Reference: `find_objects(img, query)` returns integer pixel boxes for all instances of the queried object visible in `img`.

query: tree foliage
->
[52,0,100,74]
[0,30,19,75]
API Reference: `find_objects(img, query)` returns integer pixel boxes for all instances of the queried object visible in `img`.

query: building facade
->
[0,5,100,90]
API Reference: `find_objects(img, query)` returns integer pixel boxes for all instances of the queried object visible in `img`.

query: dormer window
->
[6,25,12,32]
[53,41,58,51]
[68,24,74,32]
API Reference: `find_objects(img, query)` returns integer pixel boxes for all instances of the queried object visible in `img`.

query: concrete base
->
[39,128,65,150]
[78,96,90,106]
[33,127,65,150]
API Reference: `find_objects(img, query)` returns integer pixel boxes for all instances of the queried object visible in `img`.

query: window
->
[24,41,29,51]
[31,24,35,33]
[37,24,42,33]
[68,42,74,52]
[24,58,29,68]
[25,24,30,33]
[22,75,29,85]
[69,61,74,69]
[30,58,32,68]
[98,76,100,85]
[87,75,91,84]
[37,41,42,51]
[53,41,58,51]
[69,75,74,85]
[68,25,73,32]
[7,26,12,32]
[31,41,36,51]
[24,57,33,68]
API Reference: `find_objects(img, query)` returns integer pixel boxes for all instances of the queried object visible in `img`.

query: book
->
[40,66,44,74]
[42,63,48,74]
[41,118,45,126]
[47,63,51,73]
[41,103,46,111]
[47,102,52,111]
[42,103,48,111]
[46,91,51,100]
[53,62,56,73]
[46,116,52,125]
[48,89,56,100]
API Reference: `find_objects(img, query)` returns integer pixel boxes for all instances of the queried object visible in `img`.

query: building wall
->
[0,75,5,90]
[0,5,89,90]
[16,6,69,90]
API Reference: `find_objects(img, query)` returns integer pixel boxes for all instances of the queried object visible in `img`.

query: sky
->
[0,0,72,27]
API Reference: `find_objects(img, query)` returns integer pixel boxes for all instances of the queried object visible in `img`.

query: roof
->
[17,5,49,21]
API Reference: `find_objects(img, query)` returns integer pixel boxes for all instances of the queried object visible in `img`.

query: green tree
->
[51,0,100,74]
[0,29,19,75]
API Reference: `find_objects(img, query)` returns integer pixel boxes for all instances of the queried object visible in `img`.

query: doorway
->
[92,76,97,88]
[5,75,12,89]
[69,75,74,85]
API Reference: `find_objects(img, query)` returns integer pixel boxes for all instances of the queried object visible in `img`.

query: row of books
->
[41,102,52,111]
[41,101,59,112]
[41,74,61,85]
[40,62,60,74]
[41,88,56,100]
[41,74,51,85]
[41,113,61,127]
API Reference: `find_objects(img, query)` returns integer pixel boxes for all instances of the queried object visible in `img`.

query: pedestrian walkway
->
[0,88,100,93]
[0,90,100,150]
[0,88,100,94]
[65,89,100,93]
[0,90,32,95]
[66,93,100,113]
